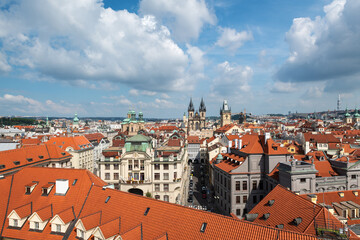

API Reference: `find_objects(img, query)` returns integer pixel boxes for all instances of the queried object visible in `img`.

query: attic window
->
[13,161,20,165]
[72,179,78,185]
[272,146,278,150]
[26,158,33,162]
[200,222,207,233]
[339,192,344,198]
[276,224,284,229]
[268,200,275,206]
[293,217,302,226]
[38,155,44,159]
[144,207,150,216]
[61,152,66,156]
[105,196,111,203]
[263,213,270,220]
[0,164,5,169]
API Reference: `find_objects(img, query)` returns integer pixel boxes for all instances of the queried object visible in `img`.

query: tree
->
[145,191,152,198]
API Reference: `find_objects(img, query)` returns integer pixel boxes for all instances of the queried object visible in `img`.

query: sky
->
[0,0,359,118]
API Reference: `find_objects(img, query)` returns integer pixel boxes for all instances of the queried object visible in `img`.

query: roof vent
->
[13,161,20,165]
[244,213,258,222]
[263,213,270,220]
[276,224,284,229]
[339,192,344,198]
[293,217,302,226]
[200,222,207,233]
[144,207,150,216]
[55,179,69,195]
[268,200,275,206]
[26,158,33,162]
[353,191,358,197]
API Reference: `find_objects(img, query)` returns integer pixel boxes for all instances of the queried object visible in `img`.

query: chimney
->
[238,139,242,149]
[55,179,69,195]
[307,194,317,204]
[265,132,271,144]
[234,139,238,149]
[228,141,232,153]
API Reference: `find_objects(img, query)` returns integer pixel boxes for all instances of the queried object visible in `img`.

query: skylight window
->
[38,155,44,159]
[72,179,77,185]
[0,164,5,169]
[200,223,207,233]
[13,161,20,165]
[144,207,150,216]
[105,196,111,203]
[26,158,33,162]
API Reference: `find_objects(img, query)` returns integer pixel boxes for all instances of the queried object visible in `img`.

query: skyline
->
[0,0,359,118]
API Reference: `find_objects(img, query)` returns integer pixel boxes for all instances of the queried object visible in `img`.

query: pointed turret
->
[199,97,206,112]
[188,98,194,112]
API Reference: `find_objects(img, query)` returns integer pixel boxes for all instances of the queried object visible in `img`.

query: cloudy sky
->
[0,0,359,118]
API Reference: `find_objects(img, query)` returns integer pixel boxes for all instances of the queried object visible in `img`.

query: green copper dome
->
[354,108,360,118]
[73,113,79,123]
[345,108,351,118]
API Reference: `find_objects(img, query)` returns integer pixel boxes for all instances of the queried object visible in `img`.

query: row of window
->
[154,163,177,170]
[154,172,177,181]
[155,183,169,192]
[235,180,263,191]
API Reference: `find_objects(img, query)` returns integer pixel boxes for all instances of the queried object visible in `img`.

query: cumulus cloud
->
[211,61,253,95]
[276,0,360,92]
[0,94,79,115]
[0,0,204,92]
[216,27,253,52]
[270,81,297,93]
[139,0,216,42]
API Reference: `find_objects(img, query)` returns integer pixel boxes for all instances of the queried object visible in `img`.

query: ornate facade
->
[121,110,145,136]
[187,98,206,133]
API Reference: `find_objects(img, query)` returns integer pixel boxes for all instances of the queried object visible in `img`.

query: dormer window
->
[13,219,18,227]
[25,182,38,194]
[41,183,54,196]
[0,164,5,169]
[56,224,61,232]
[77,229,85,239]
[38,155,44,159]
[26,158,33,162]
[13,161,20,165]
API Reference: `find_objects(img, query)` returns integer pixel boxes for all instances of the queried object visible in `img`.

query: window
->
[114,173,119,180]
[259,180,263,190]
[352,175,356,179]
[174,172,177,179]
[236,209,241,216]
[34,221,39,230]
[155,195,160,200]
[243,195,247,203]
[114,164,119,170]
[174,163,177,169]
[155,164,160,170]
[253,195,257,204]
[236,181,240,191]
[236,196,240,204]
[134,160,139,169]
[164,195,169,202]
[252,180,257,190]
[140,160,144,170]
[105,173,110,180]
[164,184,169,192]
[78,229,85,239]
[154,173,160,180]
[155,184,160,191]
[243,181,247,191]
[26,187,31,194]
[56,224,61,232]
[163,164,169,170]
[300,178,306,183]
[128,160,132,170]
[13,219,18,227]
[105,164,110,170]
[163,173,169,180]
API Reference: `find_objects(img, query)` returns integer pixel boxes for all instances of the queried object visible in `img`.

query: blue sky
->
[0,0,359,118]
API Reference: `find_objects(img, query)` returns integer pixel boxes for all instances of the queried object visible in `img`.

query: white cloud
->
[129,89,139,96]
[276,0,360,93]
[0,0,205,92]
[270,82,297,93]
[139,0,216,42]
[0,94,79,115]
[216,27,253,52]
[141,90,157,96]
[211,61,253,95]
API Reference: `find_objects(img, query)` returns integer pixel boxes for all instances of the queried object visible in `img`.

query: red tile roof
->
[187,136,200,144]
[84,133,105,143]
[46,136,93,151]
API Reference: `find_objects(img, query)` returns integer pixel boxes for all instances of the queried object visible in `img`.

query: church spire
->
[199,97,206,112]
[188,98,194,112]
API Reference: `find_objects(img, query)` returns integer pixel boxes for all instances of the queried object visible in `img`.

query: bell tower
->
[220,100,231,127]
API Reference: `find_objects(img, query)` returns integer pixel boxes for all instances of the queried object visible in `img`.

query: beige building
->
[46,136,94,172]
[121,110,145,136]
[99,133,188,204]
[187,98,206,133]
[220,100,231,127]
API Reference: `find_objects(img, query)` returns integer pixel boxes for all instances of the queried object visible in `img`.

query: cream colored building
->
[99,133,188,204]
